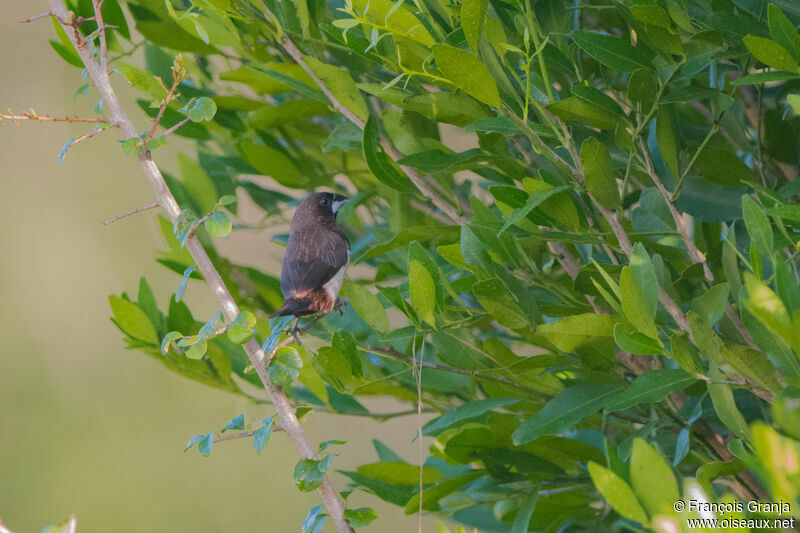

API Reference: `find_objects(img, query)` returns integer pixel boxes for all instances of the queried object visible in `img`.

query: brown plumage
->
[270,192,350,318]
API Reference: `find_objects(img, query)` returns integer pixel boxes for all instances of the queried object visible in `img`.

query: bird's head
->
[292,192,350,228]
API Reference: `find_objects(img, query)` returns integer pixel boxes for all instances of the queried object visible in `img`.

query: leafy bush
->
[39,0,800,530]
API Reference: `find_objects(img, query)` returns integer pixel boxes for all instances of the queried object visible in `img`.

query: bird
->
[270,192,350,326]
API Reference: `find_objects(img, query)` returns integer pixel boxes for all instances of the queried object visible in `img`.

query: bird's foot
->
[334,297,348,315]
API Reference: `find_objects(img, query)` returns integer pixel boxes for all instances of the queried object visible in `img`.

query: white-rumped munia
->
[270,192,350,321]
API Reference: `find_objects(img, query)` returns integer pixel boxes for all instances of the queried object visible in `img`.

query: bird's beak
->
[332,194,349,215]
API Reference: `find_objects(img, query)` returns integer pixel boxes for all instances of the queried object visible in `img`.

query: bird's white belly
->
[323,254,349,300]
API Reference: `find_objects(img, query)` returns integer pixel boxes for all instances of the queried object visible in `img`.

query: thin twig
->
[639,139,714,282]
[145,69,183,143]
[103,202,160,225]
[92,0,107,72]
[638,139,759,349]
[20,11,53,23]
[562,124,695,339]
[47,2,354,531]
[159,116,191,138]
[213,426,285,444]
[60,123,116,162]
[0,110,110,123]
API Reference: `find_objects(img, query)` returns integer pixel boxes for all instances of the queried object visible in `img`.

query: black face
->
[293,192,350,229]
[317,192,349,216]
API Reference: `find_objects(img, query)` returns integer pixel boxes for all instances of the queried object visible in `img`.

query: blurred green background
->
[0,4,435,531]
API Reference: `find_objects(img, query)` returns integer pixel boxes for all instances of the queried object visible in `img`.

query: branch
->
[0,110,111,123]
[20,11,54,23]
[103,202,160,225]
[47,2,353,531]
[639,139,759,350]
[639,139,713,282]
[159,116,190,138]
[214,426,285,444]
[562,125,695,339]
[278,35,467,226]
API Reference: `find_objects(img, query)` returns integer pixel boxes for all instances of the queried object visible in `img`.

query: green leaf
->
[352,0,435,47]
[409,260,436,326]
[656,105,680,179]
[343,507,378,528]
[177,335,208,360]
[109,295,159,344]
[332,330,363,378]
[303,56,368,121]
[253,417,273,454]
[362,115,415,192]
[397,148,486,174]
[768,4,800,60]
[630,438,679,517]
[693,145,757,188]
[720,344,780,393]
[465,116,525,136]
[185,432,214,457]
[294,457,326,492]
[588,462,648,523]
[743,35,799,72]
[341,279,390,335]
[536,313,617,352]
[462,0,488,53]
[268,346,302,387]
[187,96,217,122]
[692,283,730,325]
[510,493,538,533]
[742,195,774,258]
[620,267,658,338]
[631,4,672,29]
[204,210,232,238]
[227,311,256,344]
[358,226,460,262]
[404,471,483,514]
[512,384,624,444]
[302,505,325,533]
[238,140,304,189]
[220,64,315,95]
[472,278,531,329]
[581,137,620,209]
[161,331,183,355]
[731,70,800,85]
[356,462,444,485]
[571,30,653,72]
[605,369,696,413]
[422,397,520,436]
[629,243,658,317]
[321,121,362,153]
[498,185,569,234]
[548,97,622,130]
[613,324,663,355]
[696,459,745,497]
[222,414,245,432]
[432,44,500,107]
[136,21,217,54]
[707,361,752,441]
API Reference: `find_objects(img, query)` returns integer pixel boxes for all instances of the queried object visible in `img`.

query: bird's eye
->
[320,197,330,207]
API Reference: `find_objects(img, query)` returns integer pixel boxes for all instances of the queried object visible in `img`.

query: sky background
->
[0,4,439,531]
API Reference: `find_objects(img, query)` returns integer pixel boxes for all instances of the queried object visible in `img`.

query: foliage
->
[47,0,800,529]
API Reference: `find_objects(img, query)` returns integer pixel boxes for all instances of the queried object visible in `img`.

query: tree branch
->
[103,202,160,225]
[0,110,111,123]
[47,2,353,531]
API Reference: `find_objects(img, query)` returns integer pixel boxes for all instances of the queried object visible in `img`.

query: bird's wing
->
[281,229,350,297]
